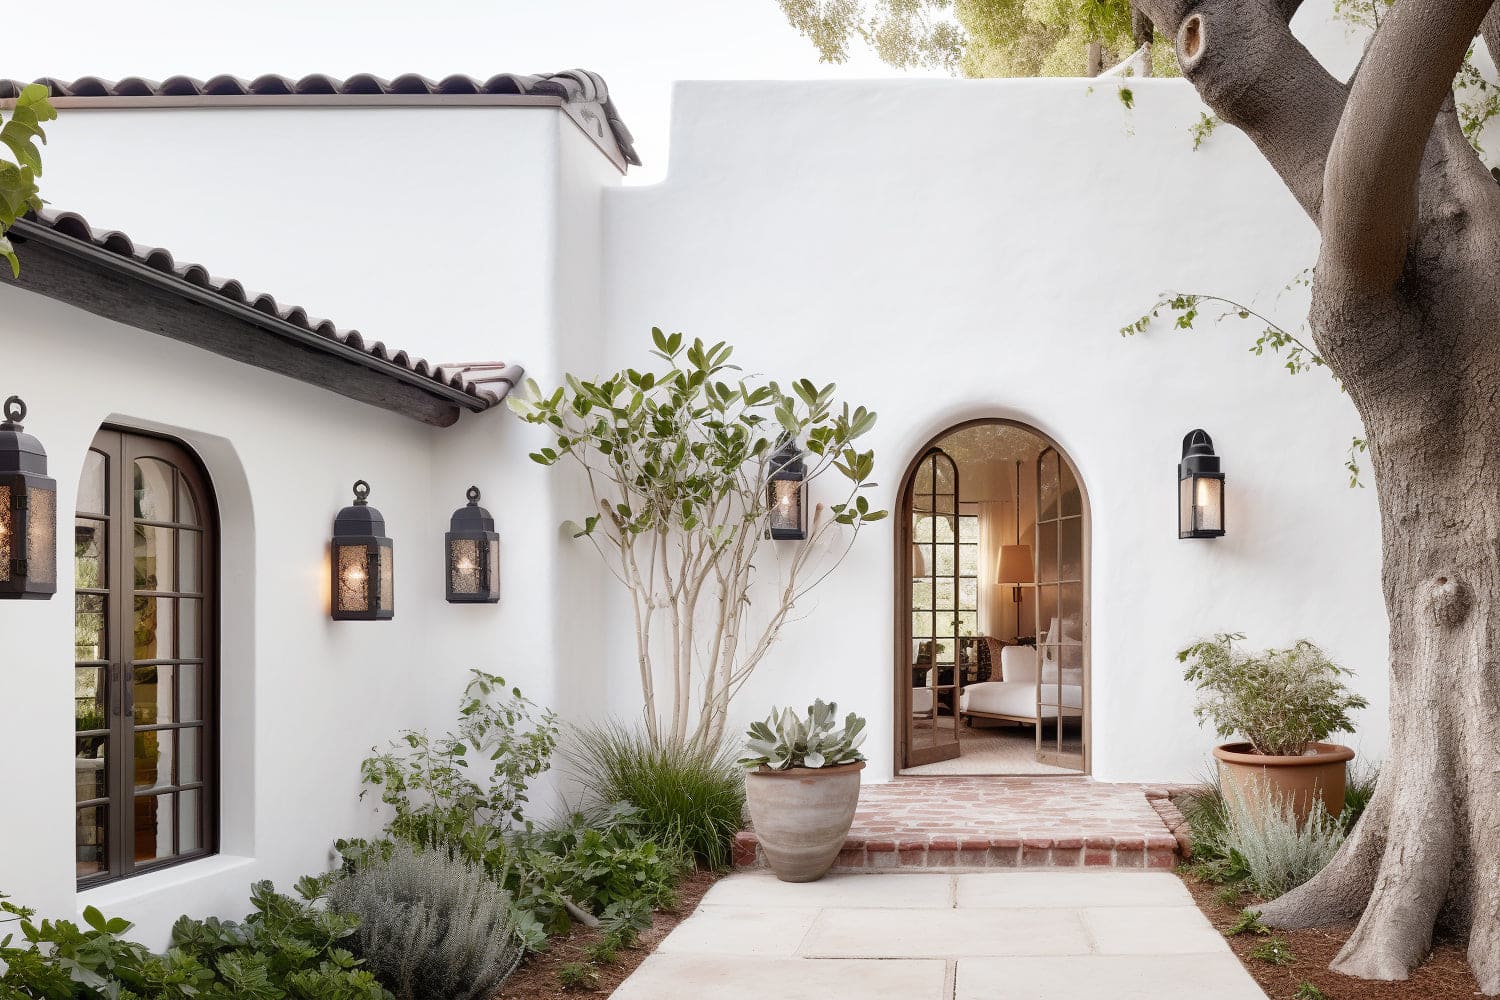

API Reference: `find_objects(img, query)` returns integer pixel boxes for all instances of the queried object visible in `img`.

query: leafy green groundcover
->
[0,878,390,999]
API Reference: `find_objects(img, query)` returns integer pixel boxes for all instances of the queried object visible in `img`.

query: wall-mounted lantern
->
[0,396,56,600]
[767,439,807,541]
[1179,429,1226,539]
[331,480,394,620]
[446,486,500,604]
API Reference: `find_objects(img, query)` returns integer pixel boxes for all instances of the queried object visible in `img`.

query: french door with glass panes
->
[906,447,970,767]
[74,429,216,887]
[1034,445,1086,771]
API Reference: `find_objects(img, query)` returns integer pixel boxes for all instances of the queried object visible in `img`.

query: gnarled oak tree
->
[1126,0,1500,990]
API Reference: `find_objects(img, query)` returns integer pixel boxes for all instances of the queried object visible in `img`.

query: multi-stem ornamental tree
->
[1118,0,1500,991]
[509,330,885,751]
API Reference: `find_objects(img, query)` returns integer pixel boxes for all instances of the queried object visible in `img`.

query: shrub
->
[1249,937,1297,966]
[565,722,745,869]
[328,842,523,1000]
[1222,783,1345,899]
[740,699,868,770]
[1179,633,1368,756]
[1341,761,1379,831]
[359,670,558,853]
[0,881,392,1000]
[556,961,600,991]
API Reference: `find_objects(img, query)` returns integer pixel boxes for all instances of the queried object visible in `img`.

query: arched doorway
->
[894,419,1090,776]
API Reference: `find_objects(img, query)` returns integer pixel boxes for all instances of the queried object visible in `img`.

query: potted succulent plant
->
[1181,633,1368,822]
[739,700,867,883]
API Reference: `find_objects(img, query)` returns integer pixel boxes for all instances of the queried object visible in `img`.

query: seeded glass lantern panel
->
[1178,429,1226,539]
[0,396,58,599]
[766,441,807,541]
[446,486,500,604]
[330,480,394,620]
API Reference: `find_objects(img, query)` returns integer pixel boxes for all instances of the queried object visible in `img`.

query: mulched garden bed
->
[1179,870,1480,1000]
[495,867,721,999]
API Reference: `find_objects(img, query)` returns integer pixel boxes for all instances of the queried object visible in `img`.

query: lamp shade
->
[446,486,500,604]
[0,396,56,600]
[331,480,394,620]
[997,544,1034,585]
[1178,429,1226,539]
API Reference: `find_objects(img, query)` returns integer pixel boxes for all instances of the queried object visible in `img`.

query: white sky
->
[21,0,942,183]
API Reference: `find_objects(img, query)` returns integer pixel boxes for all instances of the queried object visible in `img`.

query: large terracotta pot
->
[1213,742,1355,823]
[744,761,865,883]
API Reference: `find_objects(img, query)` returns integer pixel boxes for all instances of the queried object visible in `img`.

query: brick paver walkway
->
[735,778,1184,871]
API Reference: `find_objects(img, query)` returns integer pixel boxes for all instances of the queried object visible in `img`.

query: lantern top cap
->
[2,396,25,430]
[335,480,387,536]
[450,485,495,532]
[770,437,805,477]
[0,394,48,473]
[1179,428,1221,476]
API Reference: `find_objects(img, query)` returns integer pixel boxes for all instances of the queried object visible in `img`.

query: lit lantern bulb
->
[345,566,366,583]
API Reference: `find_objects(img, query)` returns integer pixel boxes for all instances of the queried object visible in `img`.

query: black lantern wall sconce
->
[331,480,394,620]
[766,439,807,541]
[446,486,500,604]
[1179,429,1226,539]
[0,396,57,599]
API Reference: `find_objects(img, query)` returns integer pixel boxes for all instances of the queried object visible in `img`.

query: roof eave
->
[4,217,512,428]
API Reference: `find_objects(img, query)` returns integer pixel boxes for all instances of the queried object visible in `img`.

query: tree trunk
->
[1255,108,1500,991]
[1125,0,1500,988]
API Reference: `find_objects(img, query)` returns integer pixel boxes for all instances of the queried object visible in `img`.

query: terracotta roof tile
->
[10,209,523,413]
[0,70,639,167]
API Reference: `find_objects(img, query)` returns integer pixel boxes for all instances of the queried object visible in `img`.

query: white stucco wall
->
[0,44,1403,940]
[600,77,1389,784]
[0,105,623,944]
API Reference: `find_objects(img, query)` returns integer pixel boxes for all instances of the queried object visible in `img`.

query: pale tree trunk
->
[1128,0,1500,989]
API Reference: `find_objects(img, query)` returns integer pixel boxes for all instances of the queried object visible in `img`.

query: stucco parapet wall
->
[0,70,639,172]
[4,209,523,427]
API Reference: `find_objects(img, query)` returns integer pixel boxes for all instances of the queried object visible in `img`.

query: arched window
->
[74,429,217,886]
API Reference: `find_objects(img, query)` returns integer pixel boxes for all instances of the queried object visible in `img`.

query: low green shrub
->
[556,961,600,992]
[353,675,694,953]
[1341,762,1379,831]
[1221,784,1346,900]
[327,842,523,1000]
[564,722,745,869]
[1249,937,1296,966]
[0,881,391,999]
[1295,982,1330,1000]
[1224,909,1271,937]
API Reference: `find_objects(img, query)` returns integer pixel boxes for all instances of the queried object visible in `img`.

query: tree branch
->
[1483,6,1500,70]
[1133,0,1347,219]
[1320,0,1494,293]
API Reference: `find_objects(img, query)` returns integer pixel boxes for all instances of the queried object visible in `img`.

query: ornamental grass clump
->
[328,842,523,1000]
[740,699,867,770]
[564,721,745,869]
[1222,783,1346,899]
[1179,633,1368,756]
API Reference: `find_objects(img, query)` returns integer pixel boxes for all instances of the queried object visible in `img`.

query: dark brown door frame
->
[892,417,1093,776]
[77,426,220,888]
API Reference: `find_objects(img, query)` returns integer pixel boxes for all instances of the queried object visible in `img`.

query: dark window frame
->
[75,427,219,889]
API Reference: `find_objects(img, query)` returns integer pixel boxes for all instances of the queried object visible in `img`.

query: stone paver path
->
[611,871,1268,1000]
[734,778,1183,871]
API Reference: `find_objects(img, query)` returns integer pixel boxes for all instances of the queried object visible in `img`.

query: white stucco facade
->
[0,35,1393,941]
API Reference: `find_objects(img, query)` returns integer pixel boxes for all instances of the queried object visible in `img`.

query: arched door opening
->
[895,419,1089,776]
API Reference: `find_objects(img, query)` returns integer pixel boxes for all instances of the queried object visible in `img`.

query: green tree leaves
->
[0,84,57,278]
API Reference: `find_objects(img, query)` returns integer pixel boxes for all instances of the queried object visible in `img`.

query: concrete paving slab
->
[1084,905,1231,955]
[956,871,1193,909]
[799,906,1091,958]
[702,871,954,909]
[611,954,948,1000]
[955,954,1268,999]
[655,905,821,956]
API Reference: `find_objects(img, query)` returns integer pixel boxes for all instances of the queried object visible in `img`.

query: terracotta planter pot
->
[1213,742,1355,823]
[744,761,865,883]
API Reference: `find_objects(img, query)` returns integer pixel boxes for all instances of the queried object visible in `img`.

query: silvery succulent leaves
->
[739,699,867,770]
